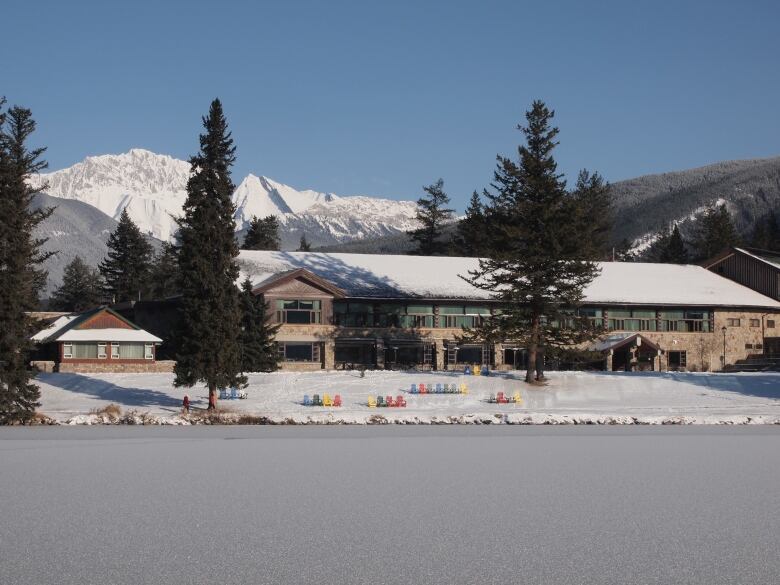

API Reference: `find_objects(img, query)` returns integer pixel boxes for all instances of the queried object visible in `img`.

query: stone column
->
[323,341,335,370]
[434,339,445,371]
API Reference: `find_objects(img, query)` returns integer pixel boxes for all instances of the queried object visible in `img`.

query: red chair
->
[497,391,508,404]
[333,394,342,407]
[386,395,395,407]
[396,395,407,407]
[419,383,426,394]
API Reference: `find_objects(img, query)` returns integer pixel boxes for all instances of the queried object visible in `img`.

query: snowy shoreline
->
[31,369,780,426]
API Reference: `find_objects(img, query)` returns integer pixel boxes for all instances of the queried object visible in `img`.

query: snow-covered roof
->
[58,329,162,343]
[237,251,780,308]
[31,307,162,344]
[733,247,780,271]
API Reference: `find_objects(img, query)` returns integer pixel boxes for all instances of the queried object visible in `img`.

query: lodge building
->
[238,251,780,373]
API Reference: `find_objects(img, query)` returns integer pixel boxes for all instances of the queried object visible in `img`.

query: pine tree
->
[239,278,280,373]
[99,208,154,303]
[750,215,770,249]
[0,102,53,424]
[297,234,312,251]
[464,101,602,384]
[50,256,103,311]
[570,170,612,260]
[147,242,180,299]
[659,225,689,263]
[454,191,489,256]
[243,215,280,250]
[613,238,636,261]
[407,179,455,255]
[174,99,245,409]
[691,204,740,260]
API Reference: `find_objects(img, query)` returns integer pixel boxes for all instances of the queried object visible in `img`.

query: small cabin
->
[31,307,170,373]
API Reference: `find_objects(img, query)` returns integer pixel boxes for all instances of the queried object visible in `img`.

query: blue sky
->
[2,0,779,210]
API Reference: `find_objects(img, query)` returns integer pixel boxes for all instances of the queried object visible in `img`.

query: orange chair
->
[386,395,395,407]
[419,383,427,394]
[333,394,342,407]
[396,395,407,407]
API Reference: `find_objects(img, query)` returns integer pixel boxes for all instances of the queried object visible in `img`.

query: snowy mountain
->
[29,149,418,246]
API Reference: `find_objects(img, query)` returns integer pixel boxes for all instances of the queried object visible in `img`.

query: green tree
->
[297,233,312,251]
[691,204,740,260]
[454,191,490,256]
[648,225,689,264]
[243,215,280,250]
[463,101,602,384]
[0,102,53,424]
[147,241,180,299]
[239,278,280,373]
[613,238,636,261]
[570,169,612,259]
[50,256,103,311]
[408,179,455,255]
[174,99,245,409]
[99,208,154,302]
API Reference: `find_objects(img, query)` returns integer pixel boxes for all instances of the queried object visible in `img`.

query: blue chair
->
[219,388,228,399]
[303,394,311,406]
[464,366,472,375]
[410,383,418,394]
[481,365,489,376]
[436,383,443,393]
[230,387,238,399]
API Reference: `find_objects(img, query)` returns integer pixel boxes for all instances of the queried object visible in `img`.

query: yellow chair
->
[513,391,522,405]
[323,393,333,407]
[368,395,377,408]
[473,365,481,377]
[460,383,468,394]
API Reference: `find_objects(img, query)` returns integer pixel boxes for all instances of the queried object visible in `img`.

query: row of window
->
[62,342,154,360]
[277,342,322,363]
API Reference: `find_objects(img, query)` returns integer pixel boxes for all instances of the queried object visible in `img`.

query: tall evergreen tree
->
[613,238,636,261]
[243,215,280,250]
[691,204,740,260]
[407,179,455,255]
[297,233,312,252]
[464,101,602,384]
[0,102,53,424]
[174,99,245,409]
[238,278,280,373]
[99,208,154,302]
[454,191,490,256]
[659,225,689,263]
[570,169,612,260]
[147,241,180,299]
[50,256,103,311]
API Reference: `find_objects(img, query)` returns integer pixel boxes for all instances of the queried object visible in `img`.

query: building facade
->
[239,252,780,373]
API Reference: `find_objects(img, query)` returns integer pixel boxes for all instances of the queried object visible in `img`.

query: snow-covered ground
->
[35,370,780,425]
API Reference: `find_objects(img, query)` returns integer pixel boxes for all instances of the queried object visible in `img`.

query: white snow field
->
[35,369,780,425]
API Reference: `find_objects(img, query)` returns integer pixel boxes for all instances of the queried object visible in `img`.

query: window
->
[658,310,710,332]
[768,320,776,329]
[119,343,145,359]
[111,343,120,359]
[668,351,687,371]
[279,342,321,362]
[334,302,374,327]
[727,318,741,327]
[750,319,760,327]
[72,343,98,359]
[756,343,764,350]
[745,343,753,350]
[63,343,73,359]
[276,300,322,324]
[608,308,658,332]
[144,344,154,360]
[439,306,490,328]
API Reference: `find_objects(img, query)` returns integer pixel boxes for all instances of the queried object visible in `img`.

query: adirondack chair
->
[459,383,468,394]
[410,383,418,394]
[377,395,385,407]
[323,393,333,407]
[386,395,396,407]
[473,366,481,377]
[396,395,407,407]
[435,383,443,393]
[481,365,489,376]
[419,383,427,394]
[303,394,312,406]
[464,366,471,375]
[219,388,229,400]
[497,391,507,404]
[513,391,522,405]
[488,393,496,403]
[368,395,377,408]
[229,387,237,399]
[333,394,342,407]
[312,394,322,406]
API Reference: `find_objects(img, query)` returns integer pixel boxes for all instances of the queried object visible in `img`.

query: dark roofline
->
[251,267,346,298]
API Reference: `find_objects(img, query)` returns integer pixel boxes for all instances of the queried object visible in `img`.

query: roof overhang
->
[251,268,346,298]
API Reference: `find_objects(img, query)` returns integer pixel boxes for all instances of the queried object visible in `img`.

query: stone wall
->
[57,360,175,374]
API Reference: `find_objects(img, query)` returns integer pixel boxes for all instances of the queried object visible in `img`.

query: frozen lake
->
[1,426,779,585]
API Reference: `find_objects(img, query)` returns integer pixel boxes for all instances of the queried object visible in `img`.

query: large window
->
[334,302,374,327]
[439,306,490,328]
[659,310,711,332]
[278,342,321,363]
[276,300,322,324]
[71,343,98,359]
[375,304,434,328]
[608,309,657,332]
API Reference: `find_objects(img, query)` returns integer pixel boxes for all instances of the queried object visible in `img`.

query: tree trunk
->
[208,383,217,410]
[525,314,539,383]
[536,346,545,381]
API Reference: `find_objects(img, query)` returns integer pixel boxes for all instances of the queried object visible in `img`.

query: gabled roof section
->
[31,307,161,344]
[250,267,346,297]
[702,246,780,271]
[590,333,661,353]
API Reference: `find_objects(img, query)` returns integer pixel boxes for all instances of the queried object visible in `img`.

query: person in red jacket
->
[182,395,190,413]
